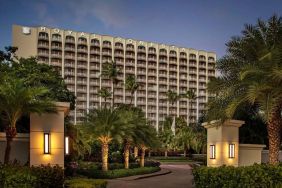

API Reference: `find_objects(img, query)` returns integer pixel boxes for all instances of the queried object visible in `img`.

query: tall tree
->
[97,88,111,107]
[125,75,140,106]
[0,78,55,163]
[101,60,119,108]
[207,15,282,164]
[80,108,126,171]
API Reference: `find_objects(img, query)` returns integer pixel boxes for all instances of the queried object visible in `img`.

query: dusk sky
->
[1,0,281,57]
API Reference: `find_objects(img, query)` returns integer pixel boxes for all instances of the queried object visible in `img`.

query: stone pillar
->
[203,120,244,167]
[30,102,70,167]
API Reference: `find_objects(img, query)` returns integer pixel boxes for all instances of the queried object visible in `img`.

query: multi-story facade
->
[12,25,216,132]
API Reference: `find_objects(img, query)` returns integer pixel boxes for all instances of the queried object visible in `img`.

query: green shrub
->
[0,164,36,187]
[0,163,64,188]
[193,163,282,188]
[78,166,160,179]
[30,164,64,188]
[65,178,107,188]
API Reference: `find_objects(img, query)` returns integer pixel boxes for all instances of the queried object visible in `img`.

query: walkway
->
[107,164,194,188]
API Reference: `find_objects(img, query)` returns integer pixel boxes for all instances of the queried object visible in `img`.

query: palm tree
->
[166,90,179,134]
[125,75,140,106]
[80,108,126,171]
[97,88,111,107]
[159,123,174,157]
[101,60,119,108]
[174,126,194,157]
[207,15,282,164]
[184,89,197,125]
[0,78,55,164]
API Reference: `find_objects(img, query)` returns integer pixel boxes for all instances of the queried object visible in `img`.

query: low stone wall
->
[0,132,29,164]
[239,144,265,166]
[261,150,282,163]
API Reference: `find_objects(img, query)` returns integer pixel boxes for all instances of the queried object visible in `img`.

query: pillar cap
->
[55,102,70,117]
[202,119,245,129]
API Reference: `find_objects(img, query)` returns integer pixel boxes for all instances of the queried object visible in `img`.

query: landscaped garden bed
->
[193,163,282,187]
[65,178,107,188]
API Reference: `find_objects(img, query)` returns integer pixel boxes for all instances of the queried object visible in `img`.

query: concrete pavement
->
[107,164,194,188]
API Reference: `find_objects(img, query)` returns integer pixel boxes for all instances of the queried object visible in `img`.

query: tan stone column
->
[30,102,70,167]
[202,120,244,167]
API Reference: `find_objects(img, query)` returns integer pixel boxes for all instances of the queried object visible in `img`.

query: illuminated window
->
[44,133,50,154]
[229,144,235,158]
[210,145,215,159]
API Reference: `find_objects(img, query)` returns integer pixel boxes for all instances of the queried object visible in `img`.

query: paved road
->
[107,164,194,188]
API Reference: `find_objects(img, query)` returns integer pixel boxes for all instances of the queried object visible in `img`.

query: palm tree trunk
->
[267,111,281,165]
[183,149,187,157]
[101,142,109,171]
[148,150,151,158]
[130,93,133,106]
[164,150,168,158]
[134,146,138,158]
[124,142,130,169]
[111,81,115,108]
[4,127,17,164]
[140,146,146,167]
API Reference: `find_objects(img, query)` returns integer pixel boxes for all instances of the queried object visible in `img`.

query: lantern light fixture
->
[65,136,69,155]
[210,145,215,159]
[229,144,235,158]
[44,133,50,154]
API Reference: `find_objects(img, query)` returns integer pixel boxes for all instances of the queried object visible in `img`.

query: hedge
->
[78,166,161,179]
[65,178,107,188]
[0,164,64,188]
[193,163,282,188]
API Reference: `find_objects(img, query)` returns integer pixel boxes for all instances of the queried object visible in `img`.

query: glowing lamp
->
[44,133,50,154]
[210,145,215,159]
[229,144,235,158]
[65,136,69,155]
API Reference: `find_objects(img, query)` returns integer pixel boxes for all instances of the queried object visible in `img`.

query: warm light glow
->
[65,136,69,155]
[210,145,215,159]
[229,144,235,158]
[44,133,50,154]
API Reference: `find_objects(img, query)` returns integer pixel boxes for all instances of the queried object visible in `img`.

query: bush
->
[0,164,36,187]
[193,163,282,188]
[78,166,160,179]
[65,178,107,188]
[31,164,64,188]
[0,164,64,188]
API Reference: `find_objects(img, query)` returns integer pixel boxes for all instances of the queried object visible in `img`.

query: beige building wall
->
[12,24,216,131]
[29,102,69,167]
[0,133,29,164]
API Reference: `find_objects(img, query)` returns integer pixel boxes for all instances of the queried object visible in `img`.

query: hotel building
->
[12,25,216,131]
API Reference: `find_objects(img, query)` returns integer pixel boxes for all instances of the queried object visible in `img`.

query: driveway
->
[107,164,194,188]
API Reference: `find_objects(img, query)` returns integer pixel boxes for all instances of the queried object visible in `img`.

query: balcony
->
[148,57,156,62]
[103,43,112,48]
[77,72,87,77]
[148,50,156,55]
[65,79,75,84]
[50,61,61,67]
[137,70,146,75]
[126,46,134,52]
[38,51,49,57]
[90,64,100,70]
[189,55,196,60]
[159,65,167,70]
[90,57,100,62]
[51,46,62,50]
[199,71,206,75]
[38,35,49,41]
[159,72,167,77]
[169,53,177,58]
[77,96,87,101]
[52,37,62,42]
[138,48,146,53]
[77,80,87,85]
[169,74,177,79]
[137,77,146,82]
[102,51,112,56]
[38,43,49,49]
[169,67,177,71]
[78,40,87,45]
[137,56,146,61]
[51,54,62,59]
[76,88,87,93]
[148,64,156,69]
[65,39,75,44]
[114,53,124,58]
[126,69,135,74]
[189,70,197,74]
[137,63,146,68]
[64,71,75,76]
[90,49,100,55]
[65,47,75,52]
[125,54,135,59]
[159,80,167,84]
[199,85,206,89]
[77,63,87,69]
[77,56,87,61]
[91,42,100,47]
[77,48,88,53]
[199,64,206,68]
[64,63,75,68]
[159,51,167,56]
[65,55,75,60]
[189,62,197,67]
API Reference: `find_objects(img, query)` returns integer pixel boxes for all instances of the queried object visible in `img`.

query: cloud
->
[66,0,131,28]
[32,2,57,26]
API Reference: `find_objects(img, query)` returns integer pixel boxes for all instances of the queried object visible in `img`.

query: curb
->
[133,169,172,180]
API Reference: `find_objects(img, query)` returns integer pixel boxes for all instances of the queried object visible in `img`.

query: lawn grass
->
[65,178,107,188]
